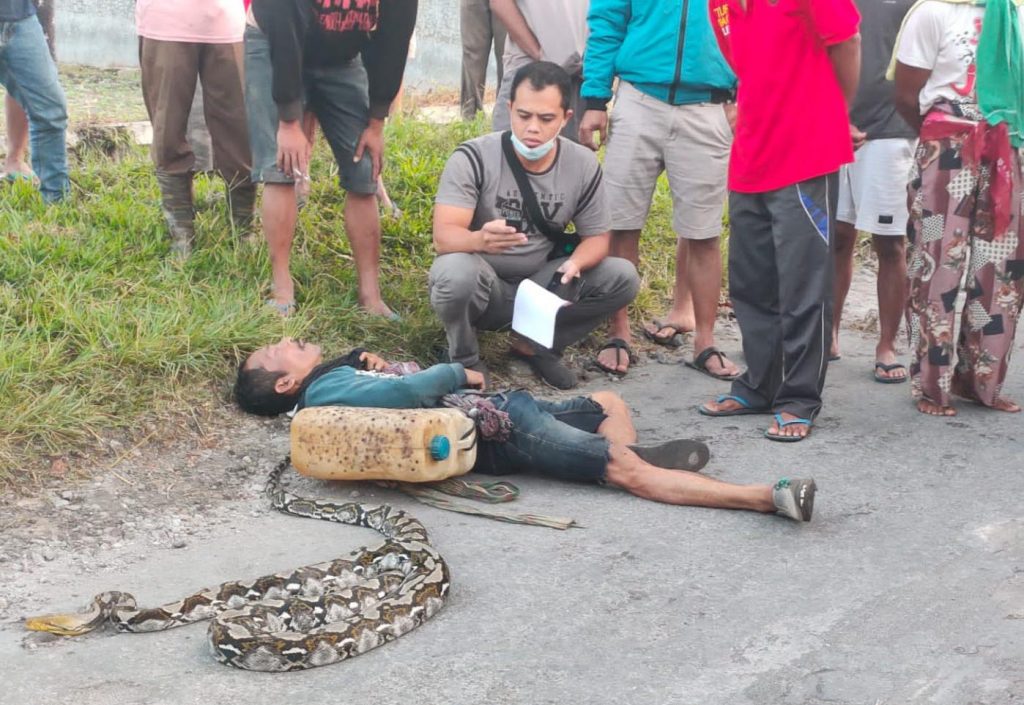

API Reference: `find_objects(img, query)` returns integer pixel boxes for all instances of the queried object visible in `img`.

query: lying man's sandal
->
[629,438,710,471]
[594,338,634,377]
[642,319,688,348]
[698,393,770,417]
[873,361,907,384]
[764,413,812,443]
[685,346,740,381]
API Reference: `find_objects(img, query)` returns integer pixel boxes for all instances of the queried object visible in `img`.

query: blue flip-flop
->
[764,413,813,442]
[698,394,770,417]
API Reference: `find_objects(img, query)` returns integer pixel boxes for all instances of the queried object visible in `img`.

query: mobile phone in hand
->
[505,217,523,232]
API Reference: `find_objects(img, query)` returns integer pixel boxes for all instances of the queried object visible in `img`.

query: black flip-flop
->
[874,361,908,384]
[629,439,710,471]
[686,346,740,381]
[594,338,634,377]
[642,319,688,348]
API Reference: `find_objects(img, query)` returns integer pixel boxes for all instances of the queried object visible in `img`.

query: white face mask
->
[510,131,559,161]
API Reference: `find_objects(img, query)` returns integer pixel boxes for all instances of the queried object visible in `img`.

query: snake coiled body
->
[24,458,450,672]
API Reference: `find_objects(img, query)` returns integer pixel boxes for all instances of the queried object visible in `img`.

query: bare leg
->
[644,237,697,342]
[873,234,908,380]
[831,220,857,360]
[344,192,393,317]
[599,229,640,373]
[605,445,774,512]
[4,95,31,175]
[590,391,637,446]
[688,237,737,376]
[263,183,298,307]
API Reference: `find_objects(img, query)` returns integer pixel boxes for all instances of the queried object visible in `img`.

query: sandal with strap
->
[642,318,689,348]
[764,413,813,443]
[593,338,635,377]
[698,394,770,417]
[685,346,740,381]
[265,299,297,317]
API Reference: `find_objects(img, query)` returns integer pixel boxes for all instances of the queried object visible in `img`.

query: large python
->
[23,458,450,672]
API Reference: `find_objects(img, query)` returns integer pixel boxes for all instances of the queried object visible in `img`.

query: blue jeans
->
[0,15,68,202]
[474,392,610,483]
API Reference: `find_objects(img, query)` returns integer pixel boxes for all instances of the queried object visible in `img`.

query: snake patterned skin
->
[23,457,450,672]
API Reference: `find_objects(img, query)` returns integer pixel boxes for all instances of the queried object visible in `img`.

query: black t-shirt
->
[0,0,36,22]
[849,0,918,140]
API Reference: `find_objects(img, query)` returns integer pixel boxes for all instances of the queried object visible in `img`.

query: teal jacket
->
[582,0,736,109]
[302,363,467,410]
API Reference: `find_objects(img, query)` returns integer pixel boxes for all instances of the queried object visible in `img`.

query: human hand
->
[578,110,608,151]
[850,124,867,151]
[359,351,388,371]
[556,259,581,285]
[354,118,385,181]
[276,120,311,178]
[723,103,737,133]
[464,369,486,389]
[478,219,528,254]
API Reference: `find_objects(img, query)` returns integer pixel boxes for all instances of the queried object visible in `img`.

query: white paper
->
[512,279,571,349]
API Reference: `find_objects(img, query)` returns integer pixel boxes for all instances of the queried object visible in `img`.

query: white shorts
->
[837,137,917,236]
[603,81,731,240]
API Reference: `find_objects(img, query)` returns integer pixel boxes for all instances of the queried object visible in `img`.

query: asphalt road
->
[2,328,1022,705]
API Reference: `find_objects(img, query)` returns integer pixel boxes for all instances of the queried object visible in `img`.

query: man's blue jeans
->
[0,15,69,203]
[474,392,611,483]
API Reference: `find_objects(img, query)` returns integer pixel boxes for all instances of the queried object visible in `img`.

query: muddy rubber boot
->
[226,180,257,240]
[155,171,196,259]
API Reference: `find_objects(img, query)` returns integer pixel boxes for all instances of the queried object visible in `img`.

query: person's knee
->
[429,254,486,311]
[604,446,648,496]
[833,222,858,255]
[873,235,906,262]
[598,257,641,299]
[589,391,627,417]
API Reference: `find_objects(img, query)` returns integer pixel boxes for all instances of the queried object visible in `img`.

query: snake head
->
[24,591,134,636]
[24,612,100,637]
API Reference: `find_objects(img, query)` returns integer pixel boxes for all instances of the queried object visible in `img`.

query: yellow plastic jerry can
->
[290,406,478,482]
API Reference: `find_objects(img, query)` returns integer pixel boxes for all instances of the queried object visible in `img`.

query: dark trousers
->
[727,173,838,420]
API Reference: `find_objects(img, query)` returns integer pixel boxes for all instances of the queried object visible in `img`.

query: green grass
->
[0,114,717,485]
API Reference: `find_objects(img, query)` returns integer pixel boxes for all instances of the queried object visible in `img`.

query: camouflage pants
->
[906,136,1024,407]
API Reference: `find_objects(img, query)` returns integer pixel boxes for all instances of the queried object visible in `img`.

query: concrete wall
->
[57,0,494,91]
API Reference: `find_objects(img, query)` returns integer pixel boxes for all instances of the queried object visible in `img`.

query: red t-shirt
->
[710,0,860,193]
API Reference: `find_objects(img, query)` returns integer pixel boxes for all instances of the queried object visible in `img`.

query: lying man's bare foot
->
[916,398,957,416]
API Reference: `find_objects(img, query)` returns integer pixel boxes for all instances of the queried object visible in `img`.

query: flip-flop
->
[642,319,689,348]
[829,354,842,362]
[686,346,740,381]
[764,413,813,443]
[698,394,770,417]
[593,338,634,377]
[265,299,297,317]
[873,361,907,384]
[629,439,710,471]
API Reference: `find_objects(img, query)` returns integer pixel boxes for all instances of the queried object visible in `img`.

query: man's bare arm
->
[828,34,862,108]
[490,0,542,61]
[433,204,527,254]
[893,62,931,133]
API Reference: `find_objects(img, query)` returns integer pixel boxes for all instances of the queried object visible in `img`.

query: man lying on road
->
[234,337,817,522]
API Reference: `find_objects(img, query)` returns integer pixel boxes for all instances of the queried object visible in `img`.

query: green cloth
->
[976,0,1024,147]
